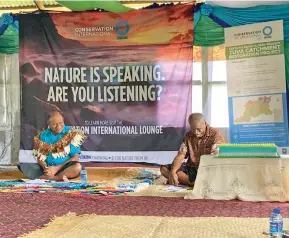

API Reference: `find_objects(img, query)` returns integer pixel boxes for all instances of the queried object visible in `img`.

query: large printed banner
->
[225,20,289,151]
[19,4,194,164]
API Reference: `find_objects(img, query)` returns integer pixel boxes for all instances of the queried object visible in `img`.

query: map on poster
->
[233,94,284,124]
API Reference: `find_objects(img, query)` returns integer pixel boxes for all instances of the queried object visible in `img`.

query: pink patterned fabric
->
[0,193,289,237]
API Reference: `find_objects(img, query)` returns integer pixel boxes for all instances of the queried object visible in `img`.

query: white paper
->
[164,186,187,192]
[25,179,50,184]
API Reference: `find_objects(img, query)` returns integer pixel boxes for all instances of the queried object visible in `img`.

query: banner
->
[225,20,289,152]
[19,4,194,164]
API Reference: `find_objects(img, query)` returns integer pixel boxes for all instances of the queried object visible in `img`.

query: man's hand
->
[43,167,53,176]
[44,166,58,177]
[211,144,219,155]
[168,171,179,185]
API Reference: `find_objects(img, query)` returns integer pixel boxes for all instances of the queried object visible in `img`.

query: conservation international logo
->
[116,21,130,40]
[263,25,272,39]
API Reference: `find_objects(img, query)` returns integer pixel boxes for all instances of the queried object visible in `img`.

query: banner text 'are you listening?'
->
[45,65,165,103]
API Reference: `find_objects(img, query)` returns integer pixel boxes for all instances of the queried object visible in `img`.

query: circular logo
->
[263,26,272,36]
[115,21,130,36]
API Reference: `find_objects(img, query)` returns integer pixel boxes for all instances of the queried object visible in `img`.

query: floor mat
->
[1,193,289,237]
[0,167,186,198]
[0,180,148,196]
[127,185,192,197]
[0,167,160,183]
[20,213,288,238]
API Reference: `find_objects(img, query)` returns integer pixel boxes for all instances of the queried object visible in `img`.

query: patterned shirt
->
[33,126,86,166]
[179,125,225,168]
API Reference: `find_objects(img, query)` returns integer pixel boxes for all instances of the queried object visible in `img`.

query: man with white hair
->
[160,113,225,186]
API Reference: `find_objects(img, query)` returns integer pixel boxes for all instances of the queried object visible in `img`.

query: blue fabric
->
[0,13,18,36]
[195,3,289,41]
[39,126,81,166]
[208,12,231,28]
[0,24,8,36]
[194,4,202,27]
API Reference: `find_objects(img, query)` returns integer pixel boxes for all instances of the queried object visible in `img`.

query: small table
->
[186,155,289,202]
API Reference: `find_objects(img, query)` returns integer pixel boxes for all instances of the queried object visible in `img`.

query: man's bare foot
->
[39,175,69,182]
[62,175,69,182]
[39,175,51,180]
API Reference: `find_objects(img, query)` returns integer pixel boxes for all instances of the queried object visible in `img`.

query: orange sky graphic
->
[51,3,194,47]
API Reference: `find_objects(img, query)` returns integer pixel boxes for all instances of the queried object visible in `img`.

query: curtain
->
[211,4,289,41]
[0,54,20,164]
[0,14,19,54]
[194,15,224,46]
[0,25,19,55]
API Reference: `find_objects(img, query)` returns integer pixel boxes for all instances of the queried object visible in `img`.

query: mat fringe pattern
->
[19,213,289,238]
[0,181,148,196]
[1,193,289,237]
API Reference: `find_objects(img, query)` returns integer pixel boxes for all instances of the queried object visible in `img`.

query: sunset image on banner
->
[19,4,194,163]
[50,5,193,48]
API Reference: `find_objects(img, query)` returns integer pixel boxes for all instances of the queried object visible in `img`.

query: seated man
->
[160,113,225,186]
[18,111,87,181]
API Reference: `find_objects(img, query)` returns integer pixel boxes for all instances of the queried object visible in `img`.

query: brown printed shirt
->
[179,125,225,168]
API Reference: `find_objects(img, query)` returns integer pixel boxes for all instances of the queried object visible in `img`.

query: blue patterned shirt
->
[39,126,81,166]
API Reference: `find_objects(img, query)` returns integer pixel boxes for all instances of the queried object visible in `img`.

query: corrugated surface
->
[0,0,190,9]
[43,0,59,5]
[0,0,58,8]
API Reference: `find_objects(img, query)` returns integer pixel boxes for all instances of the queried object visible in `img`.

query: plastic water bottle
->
[269,208,283,238]
[80,166,88,183]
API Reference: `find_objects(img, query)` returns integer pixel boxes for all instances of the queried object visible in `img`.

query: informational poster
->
[225,20,289,151]
[19,4,194,164]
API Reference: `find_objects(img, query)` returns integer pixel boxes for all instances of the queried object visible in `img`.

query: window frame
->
[192,47,228,128]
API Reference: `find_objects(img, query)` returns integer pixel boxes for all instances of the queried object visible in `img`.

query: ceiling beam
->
[34,0,45,10]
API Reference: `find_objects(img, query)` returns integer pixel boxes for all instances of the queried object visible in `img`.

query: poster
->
[225,20,289,151]
[19,4,194,164]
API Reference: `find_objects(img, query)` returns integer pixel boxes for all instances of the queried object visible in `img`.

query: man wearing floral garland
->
[18,111,87,181]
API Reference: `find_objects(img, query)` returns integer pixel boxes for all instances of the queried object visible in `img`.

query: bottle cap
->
[81,166,86,170]
[273,208,280,214]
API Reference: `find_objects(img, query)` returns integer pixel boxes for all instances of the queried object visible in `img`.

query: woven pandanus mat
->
[20,213,288,238]
[126,184,192,197]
